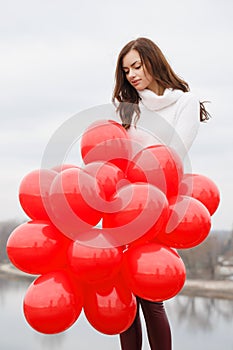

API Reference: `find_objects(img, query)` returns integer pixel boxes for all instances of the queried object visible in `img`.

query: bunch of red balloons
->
[7,120,220,335]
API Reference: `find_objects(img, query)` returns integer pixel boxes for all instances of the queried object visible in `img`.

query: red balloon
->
[80,120,132,172]
[67,241,123,282]
[102,183,169,246]
[52,164,80,172]
[83,275,137,335]
[179,173,220,215]
[156,195,211,249]
[23,270,83,334]
[19,169,57,220]
[122,242,186,302]
[84,161,126,201]
[48,168,104,240]
[126,145,183,199]
[6,221,70,275]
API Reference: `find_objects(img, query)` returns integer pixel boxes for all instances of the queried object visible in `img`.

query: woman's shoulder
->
[177,90,200,104]
[175,90,200,113]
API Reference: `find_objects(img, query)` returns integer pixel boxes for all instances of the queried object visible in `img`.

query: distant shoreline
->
[1,263,233,300]
[0,263,38,280]
[181,279,233,300]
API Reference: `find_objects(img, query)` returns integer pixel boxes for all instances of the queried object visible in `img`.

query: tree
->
[0,219,22,263]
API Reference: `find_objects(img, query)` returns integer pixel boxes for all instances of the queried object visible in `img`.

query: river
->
[0,274,232,349]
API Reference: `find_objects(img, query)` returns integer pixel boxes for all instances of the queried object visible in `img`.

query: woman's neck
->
[147,80,165,96]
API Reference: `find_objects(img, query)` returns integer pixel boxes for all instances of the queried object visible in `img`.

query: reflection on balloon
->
[156,195,211,249]
[83,275,137,335]
[179,173,220,216]
[81,120,132,171]
[19,169,57,220]
[67,241,123,282]
[6,221,70,274]
[23,270,83,334]
[122,242,186,301]
[48,168,104,239]
[126,145,183,199]
[103,183,169,246]
[84,161,126,201]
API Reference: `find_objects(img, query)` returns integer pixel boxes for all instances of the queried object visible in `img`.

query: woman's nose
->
[128,69,136,78]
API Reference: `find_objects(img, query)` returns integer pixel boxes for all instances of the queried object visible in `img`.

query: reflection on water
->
[0,274,233,350]
[167,295,233,331]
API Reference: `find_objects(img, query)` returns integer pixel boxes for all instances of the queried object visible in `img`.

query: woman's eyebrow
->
[122,60,141,69]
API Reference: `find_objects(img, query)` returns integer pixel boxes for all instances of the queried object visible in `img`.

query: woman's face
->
[122,49,153,91]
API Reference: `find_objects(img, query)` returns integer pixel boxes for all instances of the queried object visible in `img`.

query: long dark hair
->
[112,37,210,129]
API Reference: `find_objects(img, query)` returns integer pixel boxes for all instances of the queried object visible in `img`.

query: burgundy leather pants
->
[119,298,171,350]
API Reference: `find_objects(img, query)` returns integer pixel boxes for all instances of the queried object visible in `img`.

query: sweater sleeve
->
[169,93,200,159]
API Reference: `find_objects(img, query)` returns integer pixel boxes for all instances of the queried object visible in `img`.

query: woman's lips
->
[131,79,141,86]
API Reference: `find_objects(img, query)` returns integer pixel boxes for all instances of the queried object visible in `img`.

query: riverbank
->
[1,263,233,300]
[0,263,37,280]
[181,279,233,300]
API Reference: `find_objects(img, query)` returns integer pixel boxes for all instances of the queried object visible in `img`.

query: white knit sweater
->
[126,88,200,159]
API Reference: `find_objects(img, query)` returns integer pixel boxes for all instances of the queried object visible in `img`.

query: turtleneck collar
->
[138,88,184,111]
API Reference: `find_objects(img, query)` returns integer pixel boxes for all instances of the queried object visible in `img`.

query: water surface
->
[0,275,232,350]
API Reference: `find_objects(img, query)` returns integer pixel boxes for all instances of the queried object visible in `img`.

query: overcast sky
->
[1,0,233,231]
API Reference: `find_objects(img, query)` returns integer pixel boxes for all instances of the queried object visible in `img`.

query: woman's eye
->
[123,65,141,75]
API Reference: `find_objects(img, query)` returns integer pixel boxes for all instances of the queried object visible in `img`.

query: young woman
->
[112,37,210,350]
